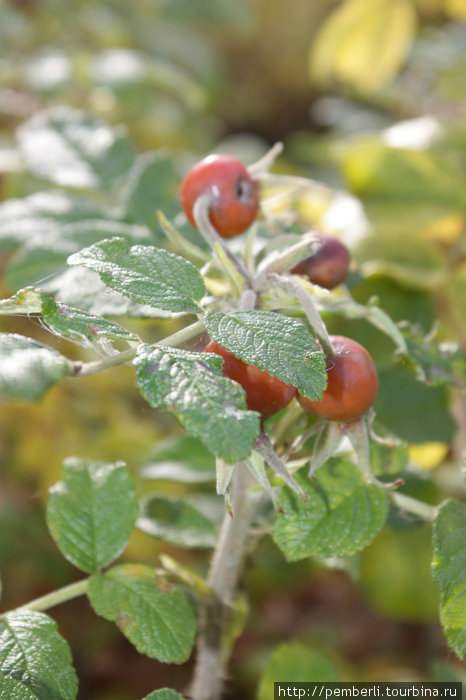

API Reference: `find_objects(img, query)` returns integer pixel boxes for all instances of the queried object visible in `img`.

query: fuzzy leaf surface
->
[41,295,137,344]
[68,237,205,313]
[0,610,78,699]
[273,458,388,561]
[87,564,196,663]
[47,458,138,573]
[0,333,69,401]
[205,310,326,400]
[134,344,260,462]
[432,499,466,658]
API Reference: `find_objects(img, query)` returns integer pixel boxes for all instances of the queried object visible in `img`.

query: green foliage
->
[205,309,326,400]
[432,499,466,657]
[134,344,260,462]
[273,459,388,561]
[87,564,196,663]
[46,458,138,573]
[140,435,216,483]
[0,4,464,695]
[0,333,69,401]
[137,495,217,548]
[68,237,206,314]
[0,610,78,699]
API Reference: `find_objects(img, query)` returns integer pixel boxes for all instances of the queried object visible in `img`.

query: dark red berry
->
[205,340,296,419]
[298,335,378,422]
[291,233,350,289]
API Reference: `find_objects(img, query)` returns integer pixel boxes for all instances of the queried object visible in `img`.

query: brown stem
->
[190,462,256,700]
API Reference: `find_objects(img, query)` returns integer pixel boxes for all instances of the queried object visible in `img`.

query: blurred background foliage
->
[0,0,465,697]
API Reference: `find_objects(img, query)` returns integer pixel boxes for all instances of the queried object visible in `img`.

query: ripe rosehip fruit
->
[298,335,378,422]
[180,154,259,238]
[291,233,350,290]
[205,340,296,419]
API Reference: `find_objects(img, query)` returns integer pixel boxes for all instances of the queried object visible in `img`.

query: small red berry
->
[205,340,296,419]
[291,233,350,290]
[298,335,378,422]
[180,154,259,238]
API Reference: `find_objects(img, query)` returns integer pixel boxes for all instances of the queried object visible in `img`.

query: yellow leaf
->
[409,442,449,469]
[444,0,466,18]
[310,0,417,92]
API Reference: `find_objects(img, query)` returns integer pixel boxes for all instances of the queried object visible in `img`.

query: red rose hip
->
[298,335,378,422]
[180,154,259,238]
[291,233,350,290]
[205,340,296,419]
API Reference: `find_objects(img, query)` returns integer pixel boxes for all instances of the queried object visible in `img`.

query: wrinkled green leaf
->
[87,564,196,663]
[40,295,137,344]
[0,333,69,401]
[273,458,388,561]
[47,458,138,573]
[205,310,326,400]
[134,344,260,462]
[141,435,215,483]
[0,610,78,699]
[137,495,217,548]
[16,107,134,189]
[68,237,205,313]
[432,499,466,658]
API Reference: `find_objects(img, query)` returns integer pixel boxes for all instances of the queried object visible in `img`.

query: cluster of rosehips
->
[180,154,378,424]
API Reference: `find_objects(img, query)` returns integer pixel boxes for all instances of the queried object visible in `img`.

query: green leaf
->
[257,642,341,700]
[273,458,388,561]
[143,689,186,700]
[123,150,179,230]
[16,107,134,190]
[432,499,466,658]
[0,610,78,699]
[134,344,260,463]
[68,237,206,313]
[140,435,215,483]
[375,368,457,443]
[5,219,152,291]
[87,564,196,663]
[205,310,326,400]
[400,323,466,388]
[47,268,182,319]
[0,287,42,315]
[0,333,69,401]
[0,190,100,251]
[137,495,217,548]
[47,458,138,574]
[40,295,137,345]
